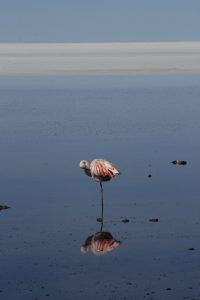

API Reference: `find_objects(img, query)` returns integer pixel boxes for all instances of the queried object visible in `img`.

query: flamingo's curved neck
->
[83,164,91,177]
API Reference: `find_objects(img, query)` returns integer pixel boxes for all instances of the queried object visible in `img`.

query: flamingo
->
[79,159,120,217]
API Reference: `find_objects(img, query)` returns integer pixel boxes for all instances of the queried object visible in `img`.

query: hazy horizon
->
[1,41,200,76]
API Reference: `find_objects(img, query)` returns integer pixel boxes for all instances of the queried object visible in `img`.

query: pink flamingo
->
[80,159,120,185]
[80,159,120,220]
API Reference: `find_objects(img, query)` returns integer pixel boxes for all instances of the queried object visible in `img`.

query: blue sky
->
[0,0,200,42]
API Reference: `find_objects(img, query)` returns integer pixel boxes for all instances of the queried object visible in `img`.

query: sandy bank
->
[0,42,200,76]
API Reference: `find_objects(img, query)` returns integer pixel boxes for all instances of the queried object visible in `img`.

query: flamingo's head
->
[79,160,90,170]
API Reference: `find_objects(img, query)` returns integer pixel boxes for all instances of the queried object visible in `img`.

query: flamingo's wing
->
[90,160,113,181]
[102,160,120,175]
[91,159,120,181]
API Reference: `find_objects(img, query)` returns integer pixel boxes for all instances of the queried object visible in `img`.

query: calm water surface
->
[1,76,200,300]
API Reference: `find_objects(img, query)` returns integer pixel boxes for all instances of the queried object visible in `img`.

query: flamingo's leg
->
[100,182,104,232]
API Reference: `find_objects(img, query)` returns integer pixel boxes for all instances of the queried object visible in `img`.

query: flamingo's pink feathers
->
[90,159,120,182]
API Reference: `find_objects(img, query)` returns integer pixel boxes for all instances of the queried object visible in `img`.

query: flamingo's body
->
[79,159,120,183]
[80,158,120,222]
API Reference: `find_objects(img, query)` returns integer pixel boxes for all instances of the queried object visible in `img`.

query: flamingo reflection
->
[81,194,121,255]
[81,231,121,255]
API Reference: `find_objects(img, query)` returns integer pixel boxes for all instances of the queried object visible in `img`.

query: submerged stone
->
[0,204,10,211]
[97,217,103,222]
[149,218,159,222]
[171,160,187,165]
[121,219,129,223]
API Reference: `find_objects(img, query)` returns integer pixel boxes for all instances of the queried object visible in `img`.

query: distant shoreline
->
[0,42,200,76]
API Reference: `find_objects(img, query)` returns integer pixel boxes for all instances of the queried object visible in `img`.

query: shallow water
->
[1,76,200,300]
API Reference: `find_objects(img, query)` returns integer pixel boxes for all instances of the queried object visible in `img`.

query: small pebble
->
[148,174,152,178]
[188,247,195,251]
[0,204,10,210]
[149,218,159,222]
[171,160,187,165]
[121,219,129,223]
[97,217,103,222]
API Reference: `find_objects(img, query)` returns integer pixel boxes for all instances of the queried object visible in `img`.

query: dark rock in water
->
[121,218,129,223]
[188,247,195,251]
[148,174,152,178]
[0,204,10,211]
[97,217,103,222]
[171,160,187,165]
[149,218,159,222]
